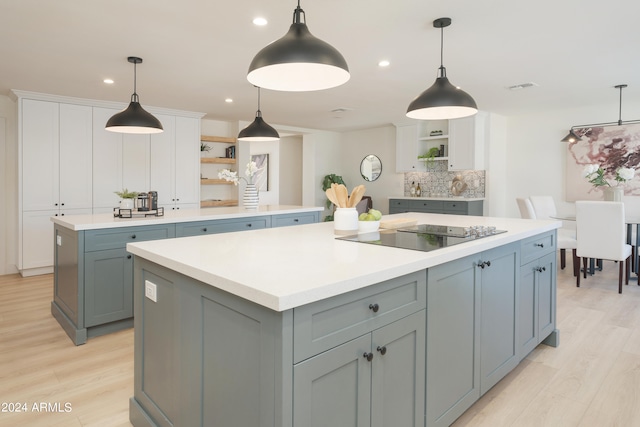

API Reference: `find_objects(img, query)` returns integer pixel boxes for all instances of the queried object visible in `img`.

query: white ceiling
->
[1,0,639,132]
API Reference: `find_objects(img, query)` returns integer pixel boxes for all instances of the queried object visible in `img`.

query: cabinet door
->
[448,114,485,171]
[426,254,480,427]
[59,103,93,209]
[22,99,59,211]
[84,247,133,327]
[294,334,372,427]
[479,243,519,394]
[93,107,124,210]
[122,134,150,193]
[537,252,556,341]
[518,259,538,359]
[371,310,425,427]
[174,116,200,206]
[395,124,419,172]
[21,210,58,269]
[150,114,175,207]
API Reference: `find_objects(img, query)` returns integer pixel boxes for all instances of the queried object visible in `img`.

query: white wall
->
[1,94,17,275]
[505,99,640,219]
[340,125,404,215]
[279,135,303,205]
[302,131,342,218]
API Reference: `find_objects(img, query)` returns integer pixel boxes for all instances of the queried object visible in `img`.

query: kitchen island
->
[126,212,560,427]
[50,205,322,344]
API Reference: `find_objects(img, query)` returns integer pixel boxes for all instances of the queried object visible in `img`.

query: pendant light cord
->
[131,60,139,103]
[618,85,623,126]
[438,24,447,78]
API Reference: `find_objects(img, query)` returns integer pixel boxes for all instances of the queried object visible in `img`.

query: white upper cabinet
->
[93,107,124,210]
[150,115,200,209]
[395,124,420,172]
[59,103,93,209]
[448,112,487,171]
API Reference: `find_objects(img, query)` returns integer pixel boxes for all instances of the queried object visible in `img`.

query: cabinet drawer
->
[389,199,409,209]
[443,201,468,213]
[84,225,175,252]
[192,216,271,235]
[293,270,426,363]
[520,231,556,265]
[409,200,444,213]
[272,212,318,228]
[176,220,222,237]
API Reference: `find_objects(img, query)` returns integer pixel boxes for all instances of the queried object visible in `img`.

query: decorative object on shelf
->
[114,188,138,210]
[247,0,349,92]
[430,130,443,136]
[418,146,441,167]
[406,17,478,120]
[238,87,280,141]
[561,84,640,142]
[218,161,261,209]
[105,57,163,134]
[201,142,212,153]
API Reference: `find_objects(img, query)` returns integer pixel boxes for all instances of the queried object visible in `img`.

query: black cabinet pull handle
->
[363,352,374,362]
[535,266,547,273]
[369,303,379,313]
[61,203,65,206]
[478,261,492,269]
[203,228,208,232]
[294,218,299,222]
[61,213,64,216]
[246,223,252,227]
[131,234,137,239]
[535,243,544,248]
[376,346,387,355]
[127,255,132,259]
[55,203,58,206]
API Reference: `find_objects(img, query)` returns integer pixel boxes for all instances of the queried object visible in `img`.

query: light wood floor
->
[1,256,639,426]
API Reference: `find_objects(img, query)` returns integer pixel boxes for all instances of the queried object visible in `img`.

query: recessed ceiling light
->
[103,78,114,84]
[225,98,233,103]
[378,60,390,67]
[253,17,268,26]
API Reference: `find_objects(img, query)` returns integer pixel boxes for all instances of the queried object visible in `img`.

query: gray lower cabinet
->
[518,231,557,360]
[426,242,518,427]
[389,199,483,215]
[293,310,426,427]
[272,211,320,227]
[129,261,426,427]
[175,216,271,237]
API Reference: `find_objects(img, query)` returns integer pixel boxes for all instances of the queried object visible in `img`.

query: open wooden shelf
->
[201,178,235,185]
[200,199,238,207]
[201,157,236,164]
[201,135,236,143]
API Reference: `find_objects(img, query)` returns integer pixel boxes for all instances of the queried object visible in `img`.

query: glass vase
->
[603,186,623,202]
[243,183,259,209]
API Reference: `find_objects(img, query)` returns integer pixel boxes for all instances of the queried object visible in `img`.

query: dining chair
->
[516,197,536,219]
[575,201,632,293]
[528,196,578,275]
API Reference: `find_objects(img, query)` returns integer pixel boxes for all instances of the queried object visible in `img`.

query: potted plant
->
[114,188,138,209]
[418,146,441,168]
[321,174,346,221]
[200,142,212,157]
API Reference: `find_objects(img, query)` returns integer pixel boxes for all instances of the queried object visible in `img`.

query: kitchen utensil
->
[335,184,349,208]
[348,185,366,208]
[325,187,340,207]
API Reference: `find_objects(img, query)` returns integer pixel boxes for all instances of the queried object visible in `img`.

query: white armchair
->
[576,201,632,293]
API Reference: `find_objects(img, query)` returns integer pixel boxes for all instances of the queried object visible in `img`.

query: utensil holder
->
[334,208,358,235]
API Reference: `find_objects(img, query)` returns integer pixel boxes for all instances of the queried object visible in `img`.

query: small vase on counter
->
[243,183,259,209]
[334,208,358,235]
[603,186,623,202]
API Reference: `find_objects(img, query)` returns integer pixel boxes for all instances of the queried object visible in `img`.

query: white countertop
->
[51,205,324,231]
[126,212,560,312]
[390,196,485,201]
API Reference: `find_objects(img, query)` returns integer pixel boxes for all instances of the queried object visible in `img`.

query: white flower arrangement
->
[218,161,259,185]
[583,164,635,187]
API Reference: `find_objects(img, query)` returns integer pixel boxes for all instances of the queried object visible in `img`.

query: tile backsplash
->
[404,162,485,198]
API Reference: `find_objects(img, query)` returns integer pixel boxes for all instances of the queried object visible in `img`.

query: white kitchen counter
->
[51,205,323,231]
[127,212,559,312]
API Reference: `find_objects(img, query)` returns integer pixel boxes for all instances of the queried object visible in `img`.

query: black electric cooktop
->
[336,224,507,253]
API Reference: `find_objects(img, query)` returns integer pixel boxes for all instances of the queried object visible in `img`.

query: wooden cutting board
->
[379,218,418,229]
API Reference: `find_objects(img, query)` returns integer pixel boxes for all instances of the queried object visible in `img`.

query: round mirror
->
[360,154,382,182]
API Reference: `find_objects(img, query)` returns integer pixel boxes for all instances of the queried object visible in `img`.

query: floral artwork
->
[251,154,269,191]
[566,123,640,201]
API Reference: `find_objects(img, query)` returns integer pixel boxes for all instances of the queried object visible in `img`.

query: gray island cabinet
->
[51,206,321,345]
[126,213,560,427]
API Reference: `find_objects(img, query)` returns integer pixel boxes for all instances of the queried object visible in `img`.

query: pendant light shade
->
[106,57,163,134]
[561,129,582,143]
[238,88,280,142]
[247,1,349,92]
[407,18,477,120]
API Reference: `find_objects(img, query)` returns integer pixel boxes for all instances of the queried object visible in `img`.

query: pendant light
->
[561,84,640,142]
[238,87,280,141]
[406,17,478,120]
[105,56,163,134]
[247,0,349,92]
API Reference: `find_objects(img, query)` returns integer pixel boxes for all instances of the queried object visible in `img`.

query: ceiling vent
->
[507,82,539,90]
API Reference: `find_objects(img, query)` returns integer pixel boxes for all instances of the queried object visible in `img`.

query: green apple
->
[368,209,382,220]
[358,213,368,221]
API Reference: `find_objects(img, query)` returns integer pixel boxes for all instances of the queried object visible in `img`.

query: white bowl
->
[358,220,380,233]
